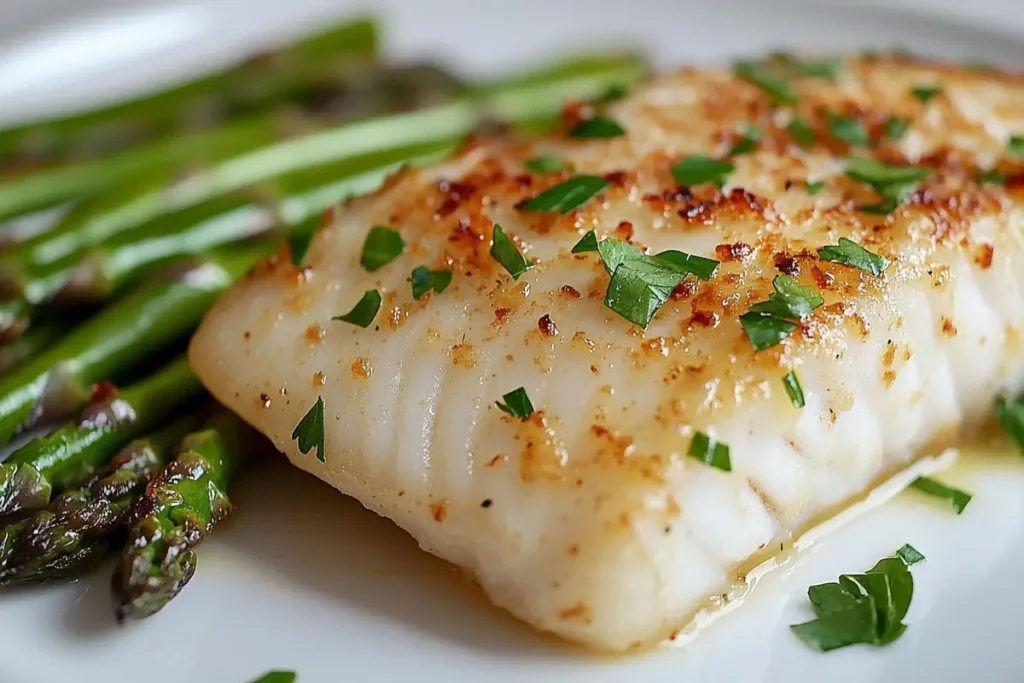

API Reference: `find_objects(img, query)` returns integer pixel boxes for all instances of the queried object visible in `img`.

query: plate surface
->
[1,1,1023,682]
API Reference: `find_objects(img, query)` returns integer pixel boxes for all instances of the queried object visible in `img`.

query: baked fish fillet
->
[190,54,1024,651]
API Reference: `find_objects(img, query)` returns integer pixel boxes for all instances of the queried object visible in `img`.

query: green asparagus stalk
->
[0,246,260,447]
[112,411,250,620]
[0,320,71,375]
[0,414,201,583]
[0,18,379,167]
[0,52,645,248]
[0,356,204,518]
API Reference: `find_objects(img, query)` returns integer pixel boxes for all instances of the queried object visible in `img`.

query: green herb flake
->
[410,266,453,300]
[1008,136,1024,156]
[671,155,735,188]
[360,226,406,272]
[333,290,382,328]
[496,387,535,419]
[250,673,297,683]
[569,116,626,139]
[817,237,890,275]
[688,431,732,471]
[790,547,920,652]
[521,175,609,214]
[728,125,764,156]
[654,250,720,280]
[845,157,933,214]
[884,116,910,141]
[741,275,822,351]
[911,84,942,102]
[787,117,816,148]
[291,397,325,463]
[793,57,843,80]
[490,224,533,280]
[741,313,797,351]
[783,371,805,408]
[806,180,825,195]
[896,544,926,566]
[828,114,873,148]
[734,61,798,104]
[909,476,972,514]
[524,155,565,174]
[997,392,1024,454]
[288,232,314,267]
[571,230,599,254]
[976,169,1006,184]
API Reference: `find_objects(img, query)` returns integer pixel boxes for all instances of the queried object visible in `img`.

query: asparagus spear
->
[112,411,250,620]
[0,356,204,518]
[0,414,201,583]
[0,320,71,375]
[0,18,379,167]
[0,53,645,247]
[0,246,259,447]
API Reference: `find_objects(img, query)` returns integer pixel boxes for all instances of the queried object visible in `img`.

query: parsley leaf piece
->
[490,224,533,280]
[897,544,926,566]
[846,157,933,185]
[828,114,872,147]
[688,431,731,471]
[740,312,797,351]
[410,266,452,300]
[728,125,763,156]
[288,231,314,267]
[909,476,972,514]
[884,116,910,141]
[793,57,843,80]
[977,169,1006,184]
[496,387,534,419]
[569,116,626,139]
[817,237,889,275]
[787,117,816,148]
[911,84,941,102]
[997,392,1024,454]
[571,230,599,254]
[291,397,325,463]
[1008,136,1024,156]
[734,61,799,104]
[783,371,805,408]
[250,673,298,683]
[806,180,825,195]
[524,155,565,174]
[521,175,609,214]
[654,250,720,280]
[604,263,677,328]
[749,274,824,319]
[333,290,381,328]
[360,226,406,272]
[671,155,735,188]
[790,598,878,652]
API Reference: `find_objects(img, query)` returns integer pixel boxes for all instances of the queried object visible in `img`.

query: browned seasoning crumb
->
[304,323,325,343]
[774,253,799,275]
[452,343,478,368]
[259,393,271,408]
[941,317,958,337]
[494,307,511,321]
[486,455,505,467]
[558,603,593,624]
[430,501,448,523]
[605,171,629,188]
[481,499,493,508]
[613,220,634,241]
[538,314,558,337]
[714,242,753,262]
[312,372,327,387]
[560,285,582,299]
[590,365,599,374]
[243,331,252,340]
[351,357,372,379]
[975,243,994,269]
[568,544,580,556]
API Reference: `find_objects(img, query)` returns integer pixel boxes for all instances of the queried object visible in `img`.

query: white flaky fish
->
[190,54,1024,651]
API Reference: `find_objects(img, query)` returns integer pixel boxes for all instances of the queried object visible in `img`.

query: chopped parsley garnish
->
[817,237,889,275]
[288,232,314,267]
[827,114,872,148]
[997,392,1024,454]
[250,672,297,683]
[653,250,720,280]
[728,125,763,156]
[569,116,626,139]
[571,230,599,253]
[792,57,843,80]
[671,155,735,188]
[787,117,816,148]
[688,431,731,471]
[909,476,972,514]
[790,546,921,651]
[291,397,325,463]
[783,371,805,408]
[1008,135,1024,156]
[360,226,406,272]
[884,116,910,141]
[806,180,825,195]
[524,155,565,174]
[490,224,533,280]
[410,266,452,299]
[977,169,1006,184]
[845,157,932,214]
[333,290,381,328]
[496,387,534,419]
[521,174,609,214]
[911,84,941,102]
[734,61,798,104]
[897,544,926,566]
[740,275,822,351]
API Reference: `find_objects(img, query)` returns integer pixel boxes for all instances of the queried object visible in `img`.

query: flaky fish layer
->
[191,54,1024,650]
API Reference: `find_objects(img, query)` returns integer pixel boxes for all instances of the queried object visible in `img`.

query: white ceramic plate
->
[2,1,1023,681]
